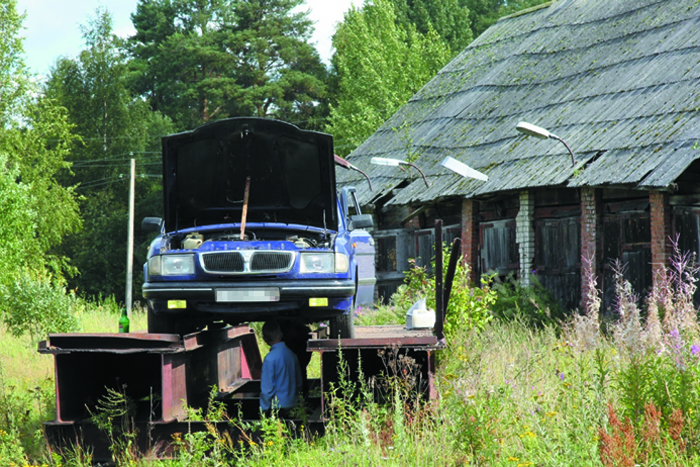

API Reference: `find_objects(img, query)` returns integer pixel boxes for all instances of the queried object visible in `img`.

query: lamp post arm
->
[550,134,576,167]
[335,154,373,191]
[406,162,429,188]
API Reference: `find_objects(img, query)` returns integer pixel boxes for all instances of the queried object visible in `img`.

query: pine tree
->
[127,0,328,130]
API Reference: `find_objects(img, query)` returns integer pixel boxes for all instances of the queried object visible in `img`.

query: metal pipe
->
[443,237,462,323]
[434,220,444,340]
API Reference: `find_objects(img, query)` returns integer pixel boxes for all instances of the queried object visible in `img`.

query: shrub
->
[0,273,79,341]
[490,273,566,329]
[0,369,54,464]
[388,244,494,335]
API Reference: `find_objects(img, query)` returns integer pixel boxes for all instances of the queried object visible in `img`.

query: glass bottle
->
[118,307,130,333]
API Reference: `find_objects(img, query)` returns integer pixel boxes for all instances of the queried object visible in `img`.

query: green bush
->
[0,370,54,464]
[389,245,494,335]
[0,274,79,341]
[490,273,566,329]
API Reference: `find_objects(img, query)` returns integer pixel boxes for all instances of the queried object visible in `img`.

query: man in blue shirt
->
[260,320,302,417]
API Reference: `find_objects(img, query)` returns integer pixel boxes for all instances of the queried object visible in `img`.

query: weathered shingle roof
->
[336,0,700,207]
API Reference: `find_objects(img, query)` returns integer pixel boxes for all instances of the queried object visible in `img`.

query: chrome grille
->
[202,252,244,272]
[251,252,294,272]
[200,251,294,274]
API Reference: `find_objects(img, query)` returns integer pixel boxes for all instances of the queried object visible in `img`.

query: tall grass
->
[4,245,700,465]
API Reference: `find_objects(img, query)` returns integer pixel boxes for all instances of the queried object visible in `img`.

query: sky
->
[16,0,363,76]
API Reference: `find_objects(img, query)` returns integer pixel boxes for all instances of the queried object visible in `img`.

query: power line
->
[66,151,161,163]
[75,173,162,190]
[71,162,162,168]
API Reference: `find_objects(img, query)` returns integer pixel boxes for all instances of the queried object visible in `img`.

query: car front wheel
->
[329,306,355,339]
[147,306,199,335]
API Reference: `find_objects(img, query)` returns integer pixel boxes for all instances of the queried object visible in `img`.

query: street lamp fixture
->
[440,156,488,181]
[516,121,575,167]
[371,157,429,188]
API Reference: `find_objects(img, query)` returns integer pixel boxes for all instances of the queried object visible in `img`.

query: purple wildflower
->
[692,345,700,357]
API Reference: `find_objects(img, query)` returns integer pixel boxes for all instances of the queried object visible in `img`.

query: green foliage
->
[0,98,83,281]
[389,245,494,335]
[89,386,139,466]
[9,274,700,465]
[327,0,452,156]
[0,369,54,464]
[615,345,700,440]
[462,0,551,39]
[0,427,27,466]
[442,380,508,463]
[354,304,404,326]
[0,0,29,123]
[170,388,236,466]
[443,272,496,336]
[227,0,328,127]
[0,274,80,341]
[45,9,173,301]
[0,156,43,283]
[0,42,82,284]
[389,0,473,52]
[127,0,327,130]
[490,274,566,329]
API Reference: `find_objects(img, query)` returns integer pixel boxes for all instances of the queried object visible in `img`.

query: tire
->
[329,307,355,339]
[147,306,199,335]
[147,306,176,334]
[330,276,358,338]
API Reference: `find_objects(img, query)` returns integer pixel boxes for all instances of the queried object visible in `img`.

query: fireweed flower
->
[692,344,700,357]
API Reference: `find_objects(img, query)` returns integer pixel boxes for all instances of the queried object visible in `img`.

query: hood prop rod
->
[240,176,251,240]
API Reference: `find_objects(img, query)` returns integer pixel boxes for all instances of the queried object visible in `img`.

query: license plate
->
[216,287,280,302]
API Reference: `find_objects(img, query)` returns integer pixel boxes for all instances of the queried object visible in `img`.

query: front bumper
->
[143,278,355,320]
[142,278,355,301]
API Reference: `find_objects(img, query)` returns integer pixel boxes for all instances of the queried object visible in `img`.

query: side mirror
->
[142,217,163,232]
[349,214,373,230]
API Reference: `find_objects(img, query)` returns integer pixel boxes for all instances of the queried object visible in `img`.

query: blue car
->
[142,118,375,336]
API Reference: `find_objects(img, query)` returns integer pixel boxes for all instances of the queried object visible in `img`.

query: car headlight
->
[299,252,349,273]
[300,252,334,273]
[148,254,195,276]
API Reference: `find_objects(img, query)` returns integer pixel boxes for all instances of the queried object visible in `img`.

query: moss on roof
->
[337,0,700,207]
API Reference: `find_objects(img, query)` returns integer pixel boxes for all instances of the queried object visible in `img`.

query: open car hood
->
[161,118,337,233]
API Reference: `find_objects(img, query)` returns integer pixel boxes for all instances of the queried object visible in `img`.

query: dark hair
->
[262,320,283,344]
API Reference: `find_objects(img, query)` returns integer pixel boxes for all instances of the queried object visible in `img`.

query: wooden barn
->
[335,0,700,312]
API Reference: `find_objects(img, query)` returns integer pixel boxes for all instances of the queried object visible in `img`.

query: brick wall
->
[515,191,535,286]
[403,208,422,229]
[580,187,602,313]
[649,190,671,286]
[461,198,480,285]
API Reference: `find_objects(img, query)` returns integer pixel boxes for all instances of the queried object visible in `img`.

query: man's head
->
[262,320,283,346]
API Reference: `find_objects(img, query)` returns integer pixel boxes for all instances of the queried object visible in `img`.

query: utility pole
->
[125,158,135,314]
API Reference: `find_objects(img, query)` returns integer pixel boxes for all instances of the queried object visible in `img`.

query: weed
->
[389,244,494,335]
[88,385,141,466]
[490,273,565,329]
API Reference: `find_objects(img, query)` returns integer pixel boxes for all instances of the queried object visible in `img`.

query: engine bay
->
[165,227,333,251]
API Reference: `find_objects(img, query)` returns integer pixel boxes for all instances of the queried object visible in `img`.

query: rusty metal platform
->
[308,325,441,414]
[315,324,439,348]
[39,325,265,460]
[39,324,443,461]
